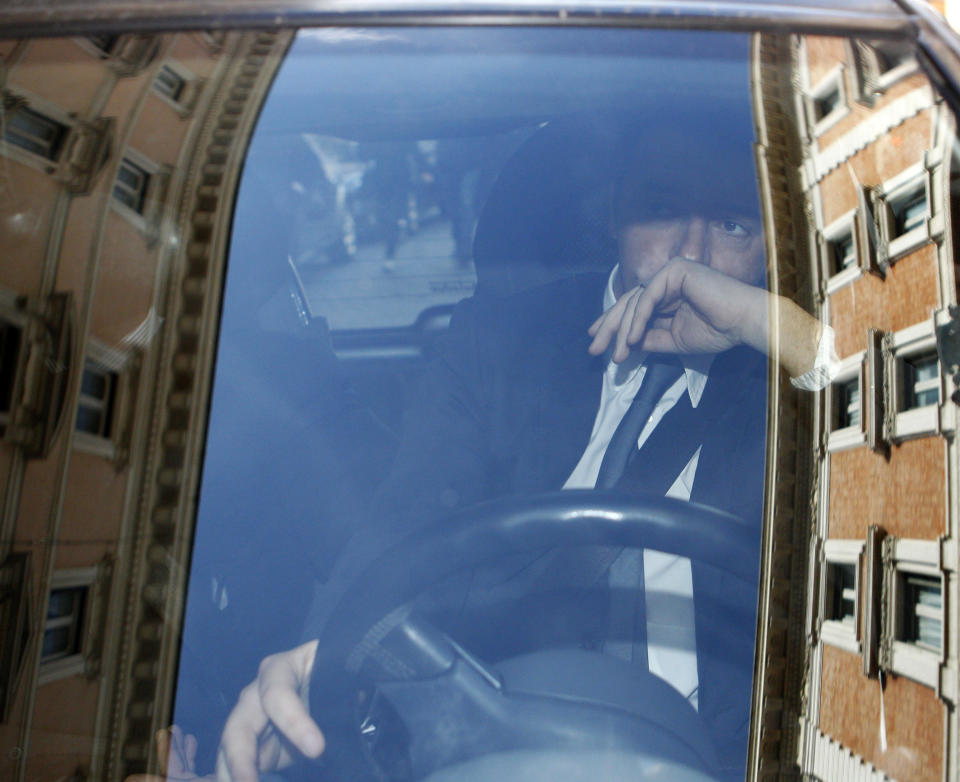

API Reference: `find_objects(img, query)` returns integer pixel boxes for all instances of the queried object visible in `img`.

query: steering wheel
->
[304,490,759,782]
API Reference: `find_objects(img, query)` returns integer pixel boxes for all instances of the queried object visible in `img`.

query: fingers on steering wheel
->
[218,683,268,782]
[257,645,325,759]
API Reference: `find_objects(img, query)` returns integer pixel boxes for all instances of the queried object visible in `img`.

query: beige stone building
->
[0,30,290,781]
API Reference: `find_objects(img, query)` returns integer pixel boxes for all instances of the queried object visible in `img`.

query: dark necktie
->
[595,357,684,490]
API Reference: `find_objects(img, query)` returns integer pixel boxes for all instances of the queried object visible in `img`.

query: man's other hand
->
[216,640,325,782]
[125,725,210,782]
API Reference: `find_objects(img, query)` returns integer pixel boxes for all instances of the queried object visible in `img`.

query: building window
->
[827,353,867,452]
[3,105,68,160]
[835,376,861,430]
[901,351,939,411]
[38,565,109,684]
[820,210,871,292]
[154,65,186,102]
[813,86,841,123]
[807,66,848,136]
[881,537,943,688]
[873,40,914,77]
[152,62,202,117]
[75,361,116,439]
[900,573,942,653]
[113,157,151,213]
[878,165,932,261]
[41,587,87,663]
[820,539,863,653]
[890,322,940,441]
[826,562,857,628]
[890,187,927,238]
[828,232,856,275]
[851,39,918,103]
[110,150,171,243]
[74,342,140,463]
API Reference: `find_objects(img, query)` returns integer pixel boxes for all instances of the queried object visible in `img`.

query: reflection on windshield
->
[789,33,956,782]
[179,27,771,782]
[242,134,494,332]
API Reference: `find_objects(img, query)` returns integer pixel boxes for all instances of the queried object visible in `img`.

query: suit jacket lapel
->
[615,347,766,510]
[499,273,607,493]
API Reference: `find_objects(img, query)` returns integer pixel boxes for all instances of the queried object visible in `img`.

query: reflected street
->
[300,214,477,331]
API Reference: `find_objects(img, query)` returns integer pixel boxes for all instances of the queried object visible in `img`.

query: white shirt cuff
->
[790,325,839,392]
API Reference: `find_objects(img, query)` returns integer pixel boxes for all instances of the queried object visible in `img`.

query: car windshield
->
[1,9,958,782]
[182,27,768,782]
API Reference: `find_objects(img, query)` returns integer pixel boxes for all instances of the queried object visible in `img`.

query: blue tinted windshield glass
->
[177,26,768,782]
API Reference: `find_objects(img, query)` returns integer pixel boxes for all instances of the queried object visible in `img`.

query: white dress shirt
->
[560,266,837,707]
[563,266,707,707]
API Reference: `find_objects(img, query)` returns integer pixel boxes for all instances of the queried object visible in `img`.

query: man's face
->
[617,214,765,291]
[614,129,765,293]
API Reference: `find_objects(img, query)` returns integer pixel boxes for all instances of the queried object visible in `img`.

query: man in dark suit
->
[207,119,824,782]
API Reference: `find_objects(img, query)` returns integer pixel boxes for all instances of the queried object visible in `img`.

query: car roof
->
[0,0,916,38]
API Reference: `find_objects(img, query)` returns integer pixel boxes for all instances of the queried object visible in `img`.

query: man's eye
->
[716,219,751,237]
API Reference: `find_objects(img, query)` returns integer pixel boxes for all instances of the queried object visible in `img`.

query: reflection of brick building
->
[785,35,958,782]
[0,31,290,781]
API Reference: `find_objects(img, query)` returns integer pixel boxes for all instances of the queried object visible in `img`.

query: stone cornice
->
[102,29,294,781]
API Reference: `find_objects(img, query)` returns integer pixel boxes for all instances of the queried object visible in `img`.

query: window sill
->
[827,426,866,453]
[151,89,195,120]
[876,61,919,93]
[888,640,940,689]
[825,266,862,295]
[110,199,148,234]
[37,653,85,685]
[812,105,850,138]
[892,405,939,441]
[72,430,116,460]
[0,139,60,176]
[887,225,930,263]
[822,621,861,654]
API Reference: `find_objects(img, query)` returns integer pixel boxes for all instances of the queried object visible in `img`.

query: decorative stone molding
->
[749,32,818,781]
[56,117,115,195]
[97,30,295,781]
[4,292,73,459]
[805,725,894,781]
[878,534,897,672]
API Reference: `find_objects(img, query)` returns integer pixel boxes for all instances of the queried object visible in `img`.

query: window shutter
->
[866,327,888,454]
[862,524,886,677]
[857,186,887,275]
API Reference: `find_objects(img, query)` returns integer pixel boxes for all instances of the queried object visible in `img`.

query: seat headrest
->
[472,115,621,297]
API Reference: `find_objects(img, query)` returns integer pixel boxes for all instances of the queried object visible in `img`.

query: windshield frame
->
[0,0,919,39]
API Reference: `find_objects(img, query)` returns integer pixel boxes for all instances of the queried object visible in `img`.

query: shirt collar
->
[604,265,712,408]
